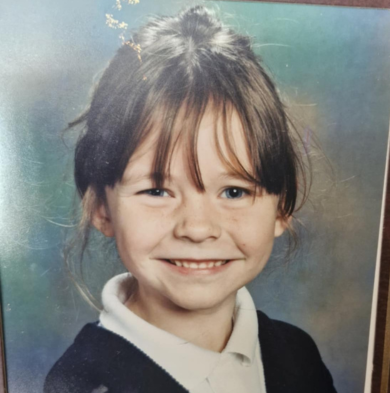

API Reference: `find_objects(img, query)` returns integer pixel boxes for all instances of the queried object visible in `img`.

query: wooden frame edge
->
[373,158,390,393]
[212,0,390,9]
[0,292,7,393]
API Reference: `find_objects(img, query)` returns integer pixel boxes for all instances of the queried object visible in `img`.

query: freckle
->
[242,243,246,247]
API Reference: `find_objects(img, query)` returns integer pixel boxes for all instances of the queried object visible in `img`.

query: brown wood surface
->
[0,301,5,393]
[220,0,390,8]
[373,155,390,393]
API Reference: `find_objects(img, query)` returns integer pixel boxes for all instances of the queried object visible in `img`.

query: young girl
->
[45,6,337,393]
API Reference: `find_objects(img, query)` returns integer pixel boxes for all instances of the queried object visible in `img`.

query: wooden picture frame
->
[0,0,389,392]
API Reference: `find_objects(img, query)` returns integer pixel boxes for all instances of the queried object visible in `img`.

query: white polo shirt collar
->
[99,273,259,390]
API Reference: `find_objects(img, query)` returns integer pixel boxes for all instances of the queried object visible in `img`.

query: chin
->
[168,291,234,313]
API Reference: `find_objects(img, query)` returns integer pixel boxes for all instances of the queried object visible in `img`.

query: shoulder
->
[44,323,118,393]
[256,310,338,393]
[256,310,321,357]
[44,323,188,393]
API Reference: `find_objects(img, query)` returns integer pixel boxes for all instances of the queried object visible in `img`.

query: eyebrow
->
[121,172,153,184]
[217,172,254,182]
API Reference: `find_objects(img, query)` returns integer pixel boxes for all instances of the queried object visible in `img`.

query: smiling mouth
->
[164,260,230,269]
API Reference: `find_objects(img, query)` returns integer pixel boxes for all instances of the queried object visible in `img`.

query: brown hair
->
[67,5,310,306]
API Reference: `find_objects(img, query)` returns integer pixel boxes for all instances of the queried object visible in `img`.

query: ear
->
[274,215,291,238]
[91,202,115,238]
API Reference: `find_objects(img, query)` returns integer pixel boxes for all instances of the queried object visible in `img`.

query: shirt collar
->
[99,273,258,389]
[223,286,259,366]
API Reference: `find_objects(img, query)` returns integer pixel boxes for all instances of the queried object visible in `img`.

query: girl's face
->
[94,106,287,313]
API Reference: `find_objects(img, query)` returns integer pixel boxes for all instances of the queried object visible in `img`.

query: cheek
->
[229,210,277,255]
[241,227,276,257]
[113,205,170,256]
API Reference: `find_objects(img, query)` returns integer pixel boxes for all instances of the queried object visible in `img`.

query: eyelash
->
[140,187,251,199]
[140,189,169,197]
[139,187,251,199]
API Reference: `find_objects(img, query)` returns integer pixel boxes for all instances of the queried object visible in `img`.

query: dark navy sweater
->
[45,310,337,393]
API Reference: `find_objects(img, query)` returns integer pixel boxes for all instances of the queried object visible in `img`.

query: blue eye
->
[143,189,168,197]
[222,187,246,199]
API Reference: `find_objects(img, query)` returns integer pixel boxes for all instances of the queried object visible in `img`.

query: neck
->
[125,287,236,353]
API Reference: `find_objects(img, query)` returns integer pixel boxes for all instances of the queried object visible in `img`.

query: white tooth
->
[183,262,190,268]
[175,261,182,267]
[198,262,207,269]
[215,261,223,267]
[207,262,214,268]
[189,262,199,269]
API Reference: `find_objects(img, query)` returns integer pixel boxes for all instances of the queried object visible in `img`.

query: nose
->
[173,195,221,243]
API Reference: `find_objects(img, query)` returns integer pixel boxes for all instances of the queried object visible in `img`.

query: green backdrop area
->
[1,1,390,392]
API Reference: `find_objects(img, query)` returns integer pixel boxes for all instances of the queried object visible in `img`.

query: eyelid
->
[228,185,253,193]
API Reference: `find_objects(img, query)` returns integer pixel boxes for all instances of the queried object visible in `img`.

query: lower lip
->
[160,260,232,275]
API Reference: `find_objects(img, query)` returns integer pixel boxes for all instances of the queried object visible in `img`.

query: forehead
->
[124,103,253,183]
[196,106,250,168]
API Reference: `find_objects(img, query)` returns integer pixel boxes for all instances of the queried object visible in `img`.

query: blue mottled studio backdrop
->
[1,0,390,392]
